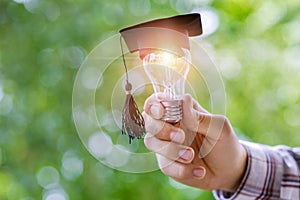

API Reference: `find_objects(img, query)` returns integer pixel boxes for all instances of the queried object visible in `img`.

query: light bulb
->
[143,48,191,123]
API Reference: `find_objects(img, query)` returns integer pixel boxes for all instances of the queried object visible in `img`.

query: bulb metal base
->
[161,100,182,124]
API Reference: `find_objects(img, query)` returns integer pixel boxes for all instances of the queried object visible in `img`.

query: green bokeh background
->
[0,0,300,199]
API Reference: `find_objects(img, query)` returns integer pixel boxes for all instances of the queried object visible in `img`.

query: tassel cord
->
[120,36,129,86]
[120,35,146,144]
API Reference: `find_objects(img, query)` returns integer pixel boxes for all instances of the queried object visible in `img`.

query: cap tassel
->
[120,36,145,144]
[122,82,145,144]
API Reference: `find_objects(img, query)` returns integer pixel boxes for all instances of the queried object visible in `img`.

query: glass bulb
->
[143,48,191,123]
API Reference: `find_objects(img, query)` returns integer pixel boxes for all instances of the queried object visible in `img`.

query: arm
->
[143,94,300,199]
[214,141,300,199]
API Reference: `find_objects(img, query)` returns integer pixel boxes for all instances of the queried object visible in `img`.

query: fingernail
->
[170,131,183,143]
[193,168,205,178]
[150,104,163,119]
[179,149,193,161]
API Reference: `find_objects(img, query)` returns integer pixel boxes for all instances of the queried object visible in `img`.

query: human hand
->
[143,94,247,192]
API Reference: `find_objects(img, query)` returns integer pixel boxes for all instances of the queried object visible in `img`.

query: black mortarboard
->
[119,14,202,144]
[120,13,202,59]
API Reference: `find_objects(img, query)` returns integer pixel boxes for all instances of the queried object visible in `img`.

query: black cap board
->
[120,13,202,59]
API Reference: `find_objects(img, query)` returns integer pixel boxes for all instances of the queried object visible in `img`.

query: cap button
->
[125,82,132,91]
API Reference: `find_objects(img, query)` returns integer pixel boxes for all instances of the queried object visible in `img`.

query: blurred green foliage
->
[0,0,300,199]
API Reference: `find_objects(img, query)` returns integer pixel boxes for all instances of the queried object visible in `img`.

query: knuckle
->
[160,165,170,176]
[160,164,188,179]
[154,122,172,140]
[143,135,155,150]
[144,117,163,136]
[214,114,227,121]
[143,94,158,114]
[176,165,188,179]
[213,114,229,128]
[184,93,192,100]
[156,154,189,179]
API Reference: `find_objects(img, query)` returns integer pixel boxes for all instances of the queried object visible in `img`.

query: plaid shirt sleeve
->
[213,141,300,200]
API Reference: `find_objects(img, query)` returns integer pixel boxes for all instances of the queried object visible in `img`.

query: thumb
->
[144,94,165,119]
[149,103,164,119]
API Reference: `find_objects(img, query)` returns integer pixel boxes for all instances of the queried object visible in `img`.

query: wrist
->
[224,144,248,192]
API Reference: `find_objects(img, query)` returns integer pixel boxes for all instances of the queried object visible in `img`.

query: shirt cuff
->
[213,140,283,200]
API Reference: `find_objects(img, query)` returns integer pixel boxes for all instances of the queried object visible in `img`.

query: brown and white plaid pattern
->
[213,141,300,200]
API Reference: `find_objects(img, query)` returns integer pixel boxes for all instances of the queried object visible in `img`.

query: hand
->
[143,94,247,192]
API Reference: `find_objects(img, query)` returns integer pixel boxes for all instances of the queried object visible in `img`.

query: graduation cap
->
[119,13,203,144]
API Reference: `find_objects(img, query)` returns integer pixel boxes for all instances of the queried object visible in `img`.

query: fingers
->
[144,94,165,119]
[156,154,206,180]
[144,133,194,164]
[144,93,208,118]
[187,94,209,114]
[143,94,209,181]
[181,94,210,132]
[143,112,185,143]
[197,113,226,139]
[181,94,226,140]
[144,129,206,179]
[198,114,227,158]
[144,93,208,124]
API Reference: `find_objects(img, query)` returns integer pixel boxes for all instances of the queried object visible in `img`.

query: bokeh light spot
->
[23,0,41,14]
[246,1,286,34]
[36,166,60,189]
[105,145,129,167]
[284,46,300,69]
[276,84,299,105]
[283,17,300,46]
[43,189,69,200]
[170,0,193,13]
[98,112,119,133]
[128,0,151,17]
[81,67,103,90]
[256,91,278,112]
[61,151,83,181]
[102,3,124,26]
[284,104,300,127]
[0,94,13,115]
[43,2,60,22]
[13,0,25,3]
[61,46,86,69]
[38,49,63,87]
[218,56,241,80]
[88,132,113,159]
[193,0,212,5]
[0,85,4,102]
